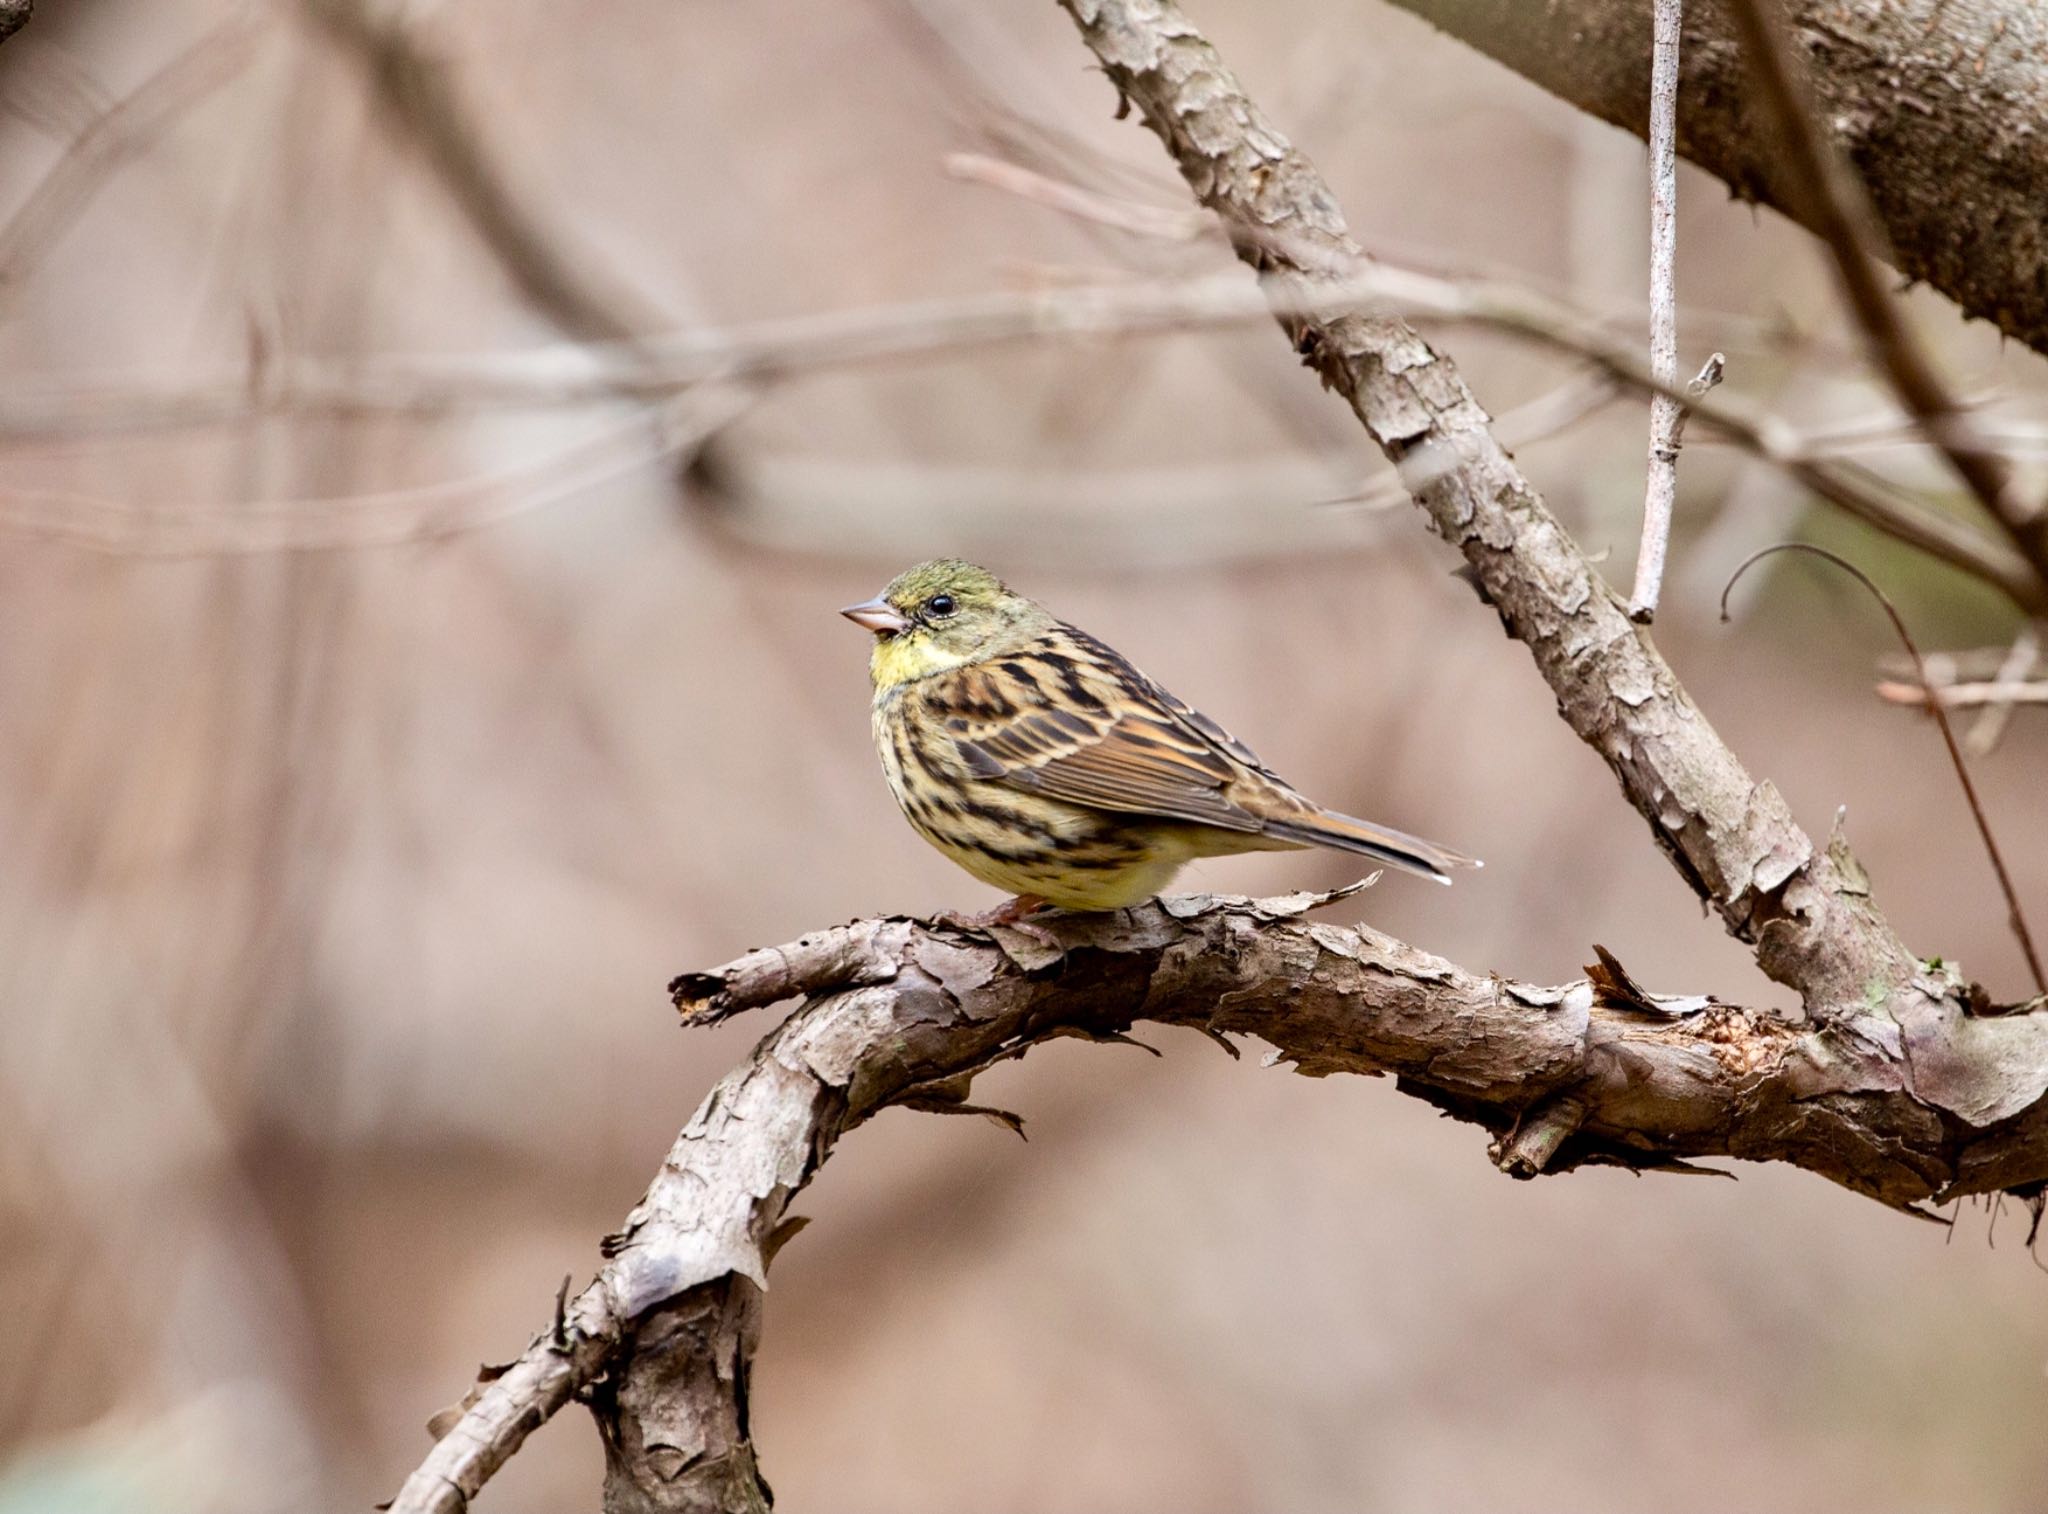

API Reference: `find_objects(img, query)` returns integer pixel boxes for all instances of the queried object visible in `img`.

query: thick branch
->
[389,896,2048,1514]
[1379,0,2048,359]
[1061,0,1917,1012]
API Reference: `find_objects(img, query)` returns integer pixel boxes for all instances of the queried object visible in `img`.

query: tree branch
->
[303,0,669,346]
[1627,0,1687,624]
[0,7,270,316]
[1059,0,1920,1011]
[389,894,2048,1514]
[1377,0,2048,359]
[1720,0,2048,603]
[8,255,2036,609]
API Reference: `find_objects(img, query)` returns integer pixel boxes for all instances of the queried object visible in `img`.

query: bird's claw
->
[933,895,1062,950]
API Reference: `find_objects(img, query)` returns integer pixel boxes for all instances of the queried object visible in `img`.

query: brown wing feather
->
[930,627,1278,833]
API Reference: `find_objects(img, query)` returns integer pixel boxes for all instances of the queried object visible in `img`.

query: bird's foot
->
[934,894,1060,949]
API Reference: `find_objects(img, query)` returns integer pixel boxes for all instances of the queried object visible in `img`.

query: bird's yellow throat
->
[869,631,976,690]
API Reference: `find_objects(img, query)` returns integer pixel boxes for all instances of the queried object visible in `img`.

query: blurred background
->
[3,1,2046,1510]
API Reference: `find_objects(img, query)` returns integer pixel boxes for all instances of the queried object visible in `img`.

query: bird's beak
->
[840,597,912,636]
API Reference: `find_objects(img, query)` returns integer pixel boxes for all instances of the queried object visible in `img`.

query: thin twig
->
[1721,543,2046,994]
[1875,678,2048,712]
[1966,624,2043,756]
[944,151,1207,241]
[1724,0,2048,598]
[1628,0,1686,623]
[0,388,748,555]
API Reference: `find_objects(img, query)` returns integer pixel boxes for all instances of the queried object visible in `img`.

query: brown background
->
[2,2,2045,1510]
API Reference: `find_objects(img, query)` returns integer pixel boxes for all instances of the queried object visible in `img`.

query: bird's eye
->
[925,594,956,618]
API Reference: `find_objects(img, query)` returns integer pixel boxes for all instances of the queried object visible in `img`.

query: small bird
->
[842,559,1477,921]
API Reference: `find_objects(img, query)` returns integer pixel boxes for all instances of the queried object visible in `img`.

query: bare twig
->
[0,388,748,555]
[1966,624,2044,757]
[1876,678,2048,712]
[1630,349,1725,621]
[1722,543,2046,994]
[6,258,2038,609]
[0,6,271,313]
[1627,0,1686,624]
[1724,0,2048,598]
[944,151,1206,241]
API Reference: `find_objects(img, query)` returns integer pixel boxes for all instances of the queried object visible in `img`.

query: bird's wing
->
[934,628,1282,833]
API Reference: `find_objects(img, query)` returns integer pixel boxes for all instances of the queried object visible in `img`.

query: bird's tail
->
[1261,807,1481,886]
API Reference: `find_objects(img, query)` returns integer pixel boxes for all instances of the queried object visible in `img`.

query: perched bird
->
[842,559,1477,920]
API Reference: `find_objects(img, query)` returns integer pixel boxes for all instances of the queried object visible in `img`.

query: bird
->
[841,559,1477,923]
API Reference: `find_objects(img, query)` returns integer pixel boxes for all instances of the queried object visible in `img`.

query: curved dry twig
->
[1722,542,2046,993]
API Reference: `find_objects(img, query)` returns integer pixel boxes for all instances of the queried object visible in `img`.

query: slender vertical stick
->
[1628,0,1685,623]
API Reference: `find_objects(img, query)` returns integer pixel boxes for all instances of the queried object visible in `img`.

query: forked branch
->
[388,894,2048,1514]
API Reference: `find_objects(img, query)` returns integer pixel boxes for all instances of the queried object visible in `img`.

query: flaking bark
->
[389,894,2048,1514]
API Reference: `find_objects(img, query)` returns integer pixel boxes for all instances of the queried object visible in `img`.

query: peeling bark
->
[387,894,2048,1514]
[1378,0,2048,357]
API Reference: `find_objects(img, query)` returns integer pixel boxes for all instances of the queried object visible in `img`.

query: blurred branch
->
[1378,0,2048,358]
[8,259,2038,608]
[304,0,669,345]
[1722,0,2048,604]
[1965,624,2044,757]
[0,0,28,47]
[944,150,1207,241]
[0,388,747,554]
[390,892,2048,1514]
[0,6,271,314]
[1878,678,2048,712]
[696,448,1368,567]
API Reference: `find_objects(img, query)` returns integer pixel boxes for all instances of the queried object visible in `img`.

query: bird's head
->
[841,559,1050,688]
